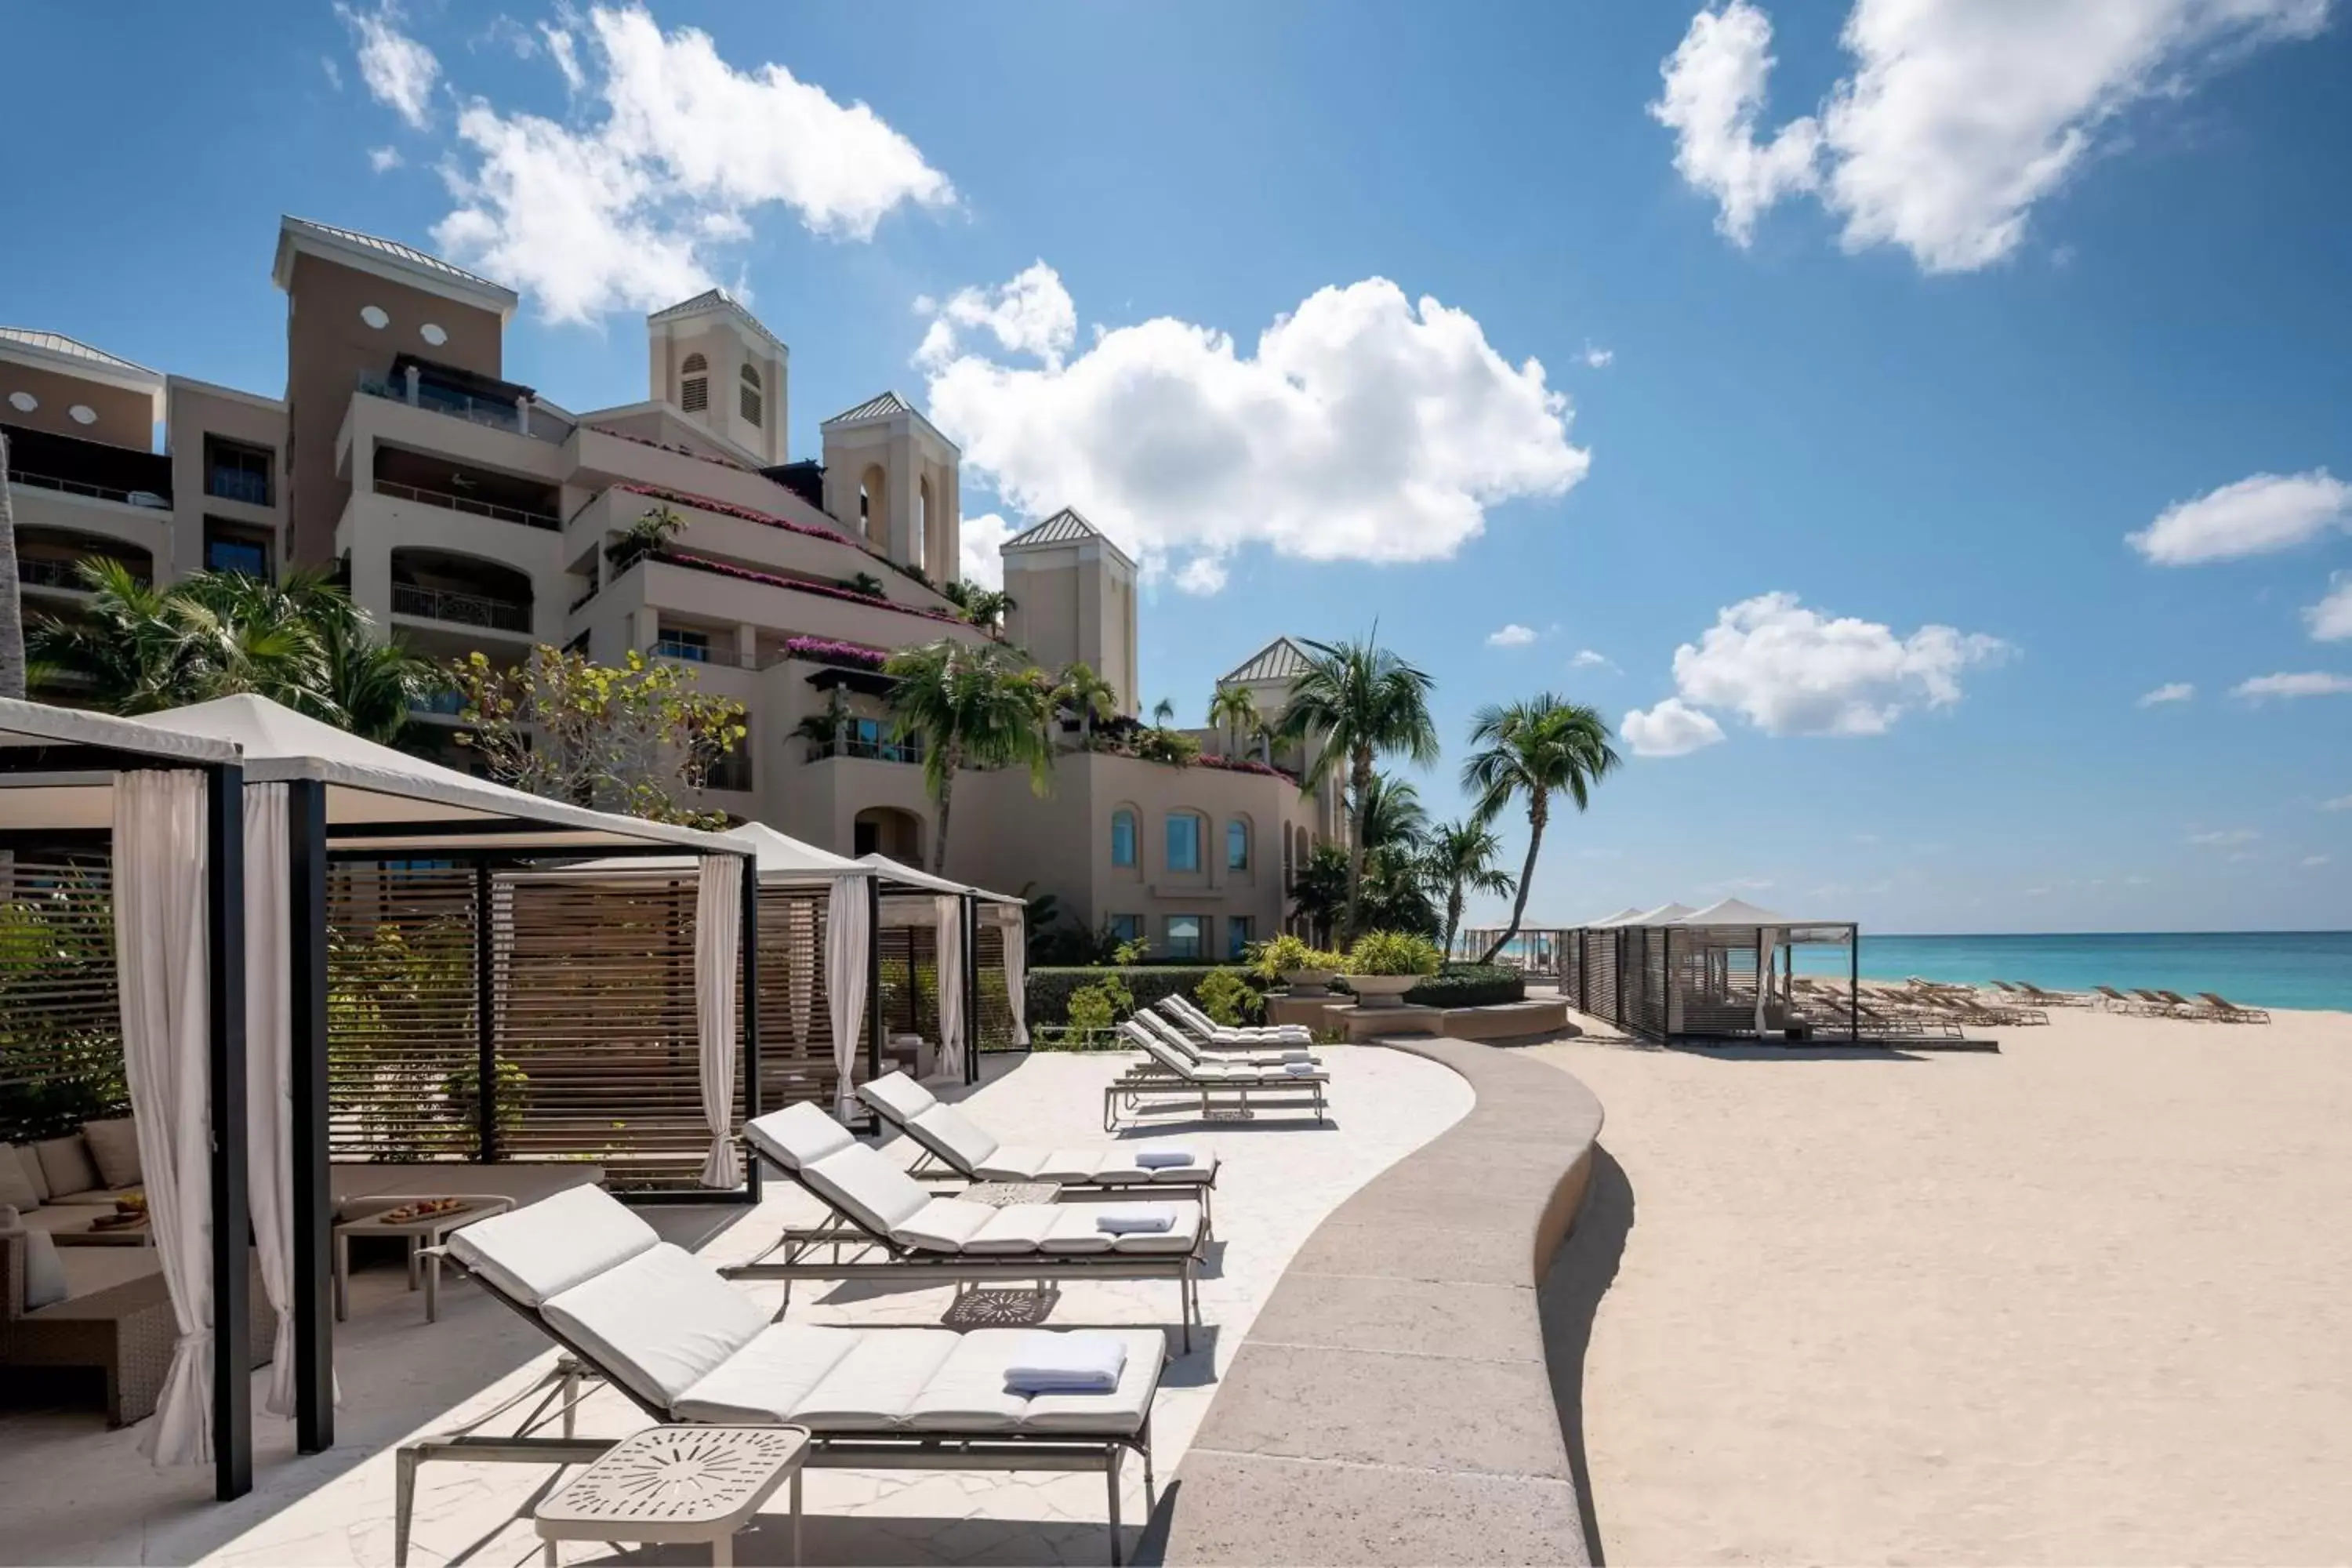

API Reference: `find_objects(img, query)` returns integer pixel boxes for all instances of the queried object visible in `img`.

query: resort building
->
[0,216,1341,957]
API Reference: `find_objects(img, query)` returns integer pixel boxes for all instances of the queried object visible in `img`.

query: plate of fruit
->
[377,1197,470,1224]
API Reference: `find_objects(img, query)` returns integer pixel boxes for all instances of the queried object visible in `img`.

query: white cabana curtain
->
[694,856,743,1189]
[989,905,1029,1047]
[241,785,321,1418]
[114,769,214,1467]
[935,895,965,1080]
[786,898,816,1045]
[826,876,869,1116]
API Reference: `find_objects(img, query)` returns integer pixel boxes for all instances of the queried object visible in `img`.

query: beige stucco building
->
[2,216,1345,959]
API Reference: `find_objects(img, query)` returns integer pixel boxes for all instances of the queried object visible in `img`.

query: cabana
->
[1,695,752,1497]
[1610,898,1859,1042]
[855,855,1028,1087]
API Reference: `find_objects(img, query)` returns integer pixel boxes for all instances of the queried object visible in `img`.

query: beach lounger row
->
[2095,985,2270,1022]
[397,1185,1166,1566]
[1106,1021,1330,1127]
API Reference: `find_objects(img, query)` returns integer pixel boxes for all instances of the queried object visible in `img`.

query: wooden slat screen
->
[1675,930,1762,1036]
[328,864,482,1163]
[876,925,941,1045]
[1584,929,1619,1025]
[0,855,125,1143]
[757,886,840,1111]
[973,921,1020,1053]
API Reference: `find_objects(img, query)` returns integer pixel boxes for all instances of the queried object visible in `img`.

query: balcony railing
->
[652,637,712,662]
[408,688,470,717]
[805,732,925,765]
[3,468,171,509]
[16,556,148,591]
[205,468,271,506]
[373,477,560,531]
[391,583,533,634]
[358,373,577,445]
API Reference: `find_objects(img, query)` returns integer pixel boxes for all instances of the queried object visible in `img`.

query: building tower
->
[818,392,960,583]
[1000,508,1139,716]
[648,289,788,467]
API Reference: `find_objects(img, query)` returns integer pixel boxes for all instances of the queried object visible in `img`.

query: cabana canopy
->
[1582,906,1646,928]
[1622,901,1697,926]
[1674,896,1795,927]
[855,852,1025,906]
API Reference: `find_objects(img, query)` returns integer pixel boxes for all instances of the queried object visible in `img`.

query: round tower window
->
[5,390,35,412]
[419,322,448,347]
[69,405,97,425]
[360,305,390,329]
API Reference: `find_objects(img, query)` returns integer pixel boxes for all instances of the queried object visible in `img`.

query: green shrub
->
[1027,965,1266,1029]
[1343,931,1443,977]
[1403,964,1525,1008]
[1249,932,1345,982]
[1062,971,1135,1043]
[1192,967,1264,1025]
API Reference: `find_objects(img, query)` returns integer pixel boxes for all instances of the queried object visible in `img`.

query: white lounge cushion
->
[674,1324,862,1424]
[542,1243,768,1413]
[890,1197,996,1252]
[446,1185,659,1308]
[1143,1161,1216,1185]
[972,1145,1105,1183]
[803,1141,931,1237]
[792,1328,962,1428]
[1017,1329,1165,1433]
[1038,1207,1116,1254]
[1105,1203,1202,1254]
[908,1104,1002,1173]
[904,1330,1036,1429]
[960,1204,1058,1254]
[746,1103,857,1171]
[858,1073,938,1127]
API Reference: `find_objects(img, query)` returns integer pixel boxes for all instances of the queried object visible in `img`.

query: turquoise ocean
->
[1784,931,2352,1013]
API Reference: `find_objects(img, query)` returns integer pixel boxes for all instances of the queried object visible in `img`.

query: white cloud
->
[2187,828,2259,848]
[2306,854,2334,867]
[2323,794,2352,811]
[2137,682,2194,707]
[368,144,404,172]
[430,5,954,323]
[919,263,1589,585]
[2233,671,2352,700]
[1570,648,1617,671]
[916,262,1076,371]
[2307,572,2352,641]
[1663,591,2006,737]
[1582,345,1615,369]
[1623,698,1727,757]
[341,2,441,130]
[2128,470,2352,564]
[1487,623,1539,648]
[544,25,587,92]
[1654,0,2331,272]
[321,56,344,91]
[1650,2,1823,247]
[1173,555,1230,596]
[959,511,1014,591]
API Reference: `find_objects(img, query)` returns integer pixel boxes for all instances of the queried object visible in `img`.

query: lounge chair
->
[858,1073,1221,1208]
[2133,988,2194,1016]
[2009,980,2089,1007]
[1156,994,1314,1047]
[1134,1008,1319,1069]
[1105,1022,1330,1129]
[2195,991,2271,1023]
[730,1104,1206,1347]
[2093,985,2165,1014]
[402,1185,1165,1566]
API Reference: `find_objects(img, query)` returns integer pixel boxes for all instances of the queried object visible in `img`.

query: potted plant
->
[1341,931,1443,1008]
[1254,933,1344,996]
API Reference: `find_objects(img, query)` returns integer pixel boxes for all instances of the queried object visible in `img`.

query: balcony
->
[12,528,154,595]
[374,476,560,531]
[358,356,575,446]
[205,466,270,507]
[391,583,532,634]
[805,728,925,766]
[3,420,172,510]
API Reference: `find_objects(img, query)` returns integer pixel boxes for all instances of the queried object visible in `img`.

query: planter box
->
[1279,968,1338,996]
[1345,974,1423,1008]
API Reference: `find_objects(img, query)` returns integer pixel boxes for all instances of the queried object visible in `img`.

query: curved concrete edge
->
[1266,995,1573,1043]
[1150,1036,1606,1566]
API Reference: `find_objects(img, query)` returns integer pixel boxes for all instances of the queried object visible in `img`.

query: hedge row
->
[1025,965,1265,1029]
[1400,964,1525,1009]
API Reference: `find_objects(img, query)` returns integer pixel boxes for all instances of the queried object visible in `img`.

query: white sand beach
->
[1535,1004,2352,1566]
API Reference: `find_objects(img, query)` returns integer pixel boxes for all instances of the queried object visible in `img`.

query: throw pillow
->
[22,1230,69,1311]
[80,1118,143,1191]
[0,1148,39,1212]
[33,1136,100,1201]
[10,1144,52,1203]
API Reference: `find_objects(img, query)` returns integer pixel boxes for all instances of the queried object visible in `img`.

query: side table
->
[334,1195,514,1323]
[535,1425,810,1566]
[961,1181,1062,1209]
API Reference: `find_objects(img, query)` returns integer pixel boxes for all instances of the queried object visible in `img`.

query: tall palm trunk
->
[1479,795,1548,964]
[931,739,962,874]
[1443,884,1465,959]
[1342,748,1373,945]
[0,433,24,700]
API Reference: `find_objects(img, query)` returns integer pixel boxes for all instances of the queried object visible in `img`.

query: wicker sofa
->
[1,1231,274,1427]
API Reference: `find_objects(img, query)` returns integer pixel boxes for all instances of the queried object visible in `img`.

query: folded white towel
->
[1134,1148,1194,1169]
[1283,1061,1320,1076]
[1095,1204,1178,1234]
[1281,1049,1312,1062]
[1004,1330,1127,1396]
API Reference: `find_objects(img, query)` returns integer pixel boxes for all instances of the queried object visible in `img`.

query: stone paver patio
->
[0,1045,1469,1567]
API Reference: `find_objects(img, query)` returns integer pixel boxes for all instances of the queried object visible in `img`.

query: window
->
[681,352,709,413]
[1110,808,1138,868]
[1107,913,1144,947]
[1166,813,1203,873]
[706,731,753,793]
[1228,916,1254,958]
[1226,818,1250,870]
[740,363,764,426]
[204,437,273,506]
[654,627,712,662]
[1165,915,1203,960]
[203,521,270,579]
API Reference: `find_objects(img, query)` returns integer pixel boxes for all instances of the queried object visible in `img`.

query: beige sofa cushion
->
[33,1137,100,1200]
[9,1145,52,1203]
[0,1148,40,1211]
[80,1119,142,1191]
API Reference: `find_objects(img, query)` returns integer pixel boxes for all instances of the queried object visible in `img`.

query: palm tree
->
[1461,694,1620,965]
[1150,695,1176,726]
[1357,772,1431,858]
[1205,683,1261,759]
[1053,660,1117,750]
[1276,634,1440,945]
[285,574,437,742]
[942,579,1015,633]
[0,431,24,700]
[1427,818,1516,960]
[884,638,1056,873]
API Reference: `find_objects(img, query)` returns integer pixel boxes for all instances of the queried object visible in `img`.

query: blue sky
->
[5,1,2349,933]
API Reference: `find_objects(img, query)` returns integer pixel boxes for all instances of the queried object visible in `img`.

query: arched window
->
[1110,808,1138,869]
[1226,818,1250,871]
[680,352,708,413]
[739,362,763,426]
[1166,812,1204,874]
